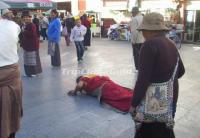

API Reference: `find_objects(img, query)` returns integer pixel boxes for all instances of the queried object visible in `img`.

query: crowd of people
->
[68,7,185,138]
[11,9,92,76]
[0,4,185,138]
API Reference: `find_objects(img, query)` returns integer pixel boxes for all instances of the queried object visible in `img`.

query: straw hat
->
[138,12,169,31]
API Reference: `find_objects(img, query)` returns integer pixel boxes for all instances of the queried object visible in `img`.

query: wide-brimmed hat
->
[2,9,12,15]
[138,12,169,31]
[22,10,31,18]
[131,7,139,13]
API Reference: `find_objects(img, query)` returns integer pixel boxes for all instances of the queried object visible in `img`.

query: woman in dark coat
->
[21,11,42,77]
[81,14,91,49]
[129,12,185,138]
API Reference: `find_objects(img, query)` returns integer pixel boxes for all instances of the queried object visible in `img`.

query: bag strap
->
[171,57,179,81]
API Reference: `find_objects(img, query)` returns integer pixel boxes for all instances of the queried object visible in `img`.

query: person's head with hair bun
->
[51,9,58,19]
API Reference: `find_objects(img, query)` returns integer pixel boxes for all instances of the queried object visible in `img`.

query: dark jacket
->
[65,17,75,34]
[21,23,39,51]
[32,17,40,37]
[132,34,185,112]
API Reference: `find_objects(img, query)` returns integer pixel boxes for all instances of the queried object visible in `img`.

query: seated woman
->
[68,74,133,113]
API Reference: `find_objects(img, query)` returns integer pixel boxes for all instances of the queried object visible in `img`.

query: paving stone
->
[16,38,200,138]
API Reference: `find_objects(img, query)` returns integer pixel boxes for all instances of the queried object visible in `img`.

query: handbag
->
[62,26,68,36]
[132,58,179,127]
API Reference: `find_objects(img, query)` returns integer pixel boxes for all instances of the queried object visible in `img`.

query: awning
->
[3,0,57,10]
[4,0,52,2]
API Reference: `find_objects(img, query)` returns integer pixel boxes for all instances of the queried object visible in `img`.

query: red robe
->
[21,23,39,51]
[81,75,133,112]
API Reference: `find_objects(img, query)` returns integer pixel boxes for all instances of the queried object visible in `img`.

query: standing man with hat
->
[130,7,144,71]
[0,8,23,138]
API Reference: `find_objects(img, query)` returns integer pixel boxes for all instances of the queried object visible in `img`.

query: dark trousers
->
[64,35,70,46]
[84,28,91,47]
[51,43,61,67]
[40,28,47,40]
[9,133,15,138]
[75,41,84,60]
[134,122,175,138]
[132,43,142,70]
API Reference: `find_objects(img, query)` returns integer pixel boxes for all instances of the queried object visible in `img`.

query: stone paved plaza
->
[16,38,200,138]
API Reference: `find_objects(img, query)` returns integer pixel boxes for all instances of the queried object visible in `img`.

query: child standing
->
[70,19,87,62]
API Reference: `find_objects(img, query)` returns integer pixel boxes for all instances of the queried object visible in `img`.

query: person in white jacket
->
[130,7,144,71]
[70,19,86,62]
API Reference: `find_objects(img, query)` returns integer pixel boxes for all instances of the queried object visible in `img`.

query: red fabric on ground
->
[81,75,133,112]
[101,81,133,112]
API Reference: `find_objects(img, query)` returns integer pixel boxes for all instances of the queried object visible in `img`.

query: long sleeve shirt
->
[70,25,87,42]
[132,34,185,108]
[129,13,144,44]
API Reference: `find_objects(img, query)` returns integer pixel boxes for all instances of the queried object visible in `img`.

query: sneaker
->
[78,60,82,64]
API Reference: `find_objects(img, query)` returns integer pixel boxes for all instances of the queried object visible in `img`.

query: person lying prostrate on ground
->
[68,74,134,113]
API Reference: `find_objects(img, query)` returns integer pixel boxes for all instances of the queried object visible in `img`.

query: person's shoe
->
[78,60,82,64]
[23,74,32,77]
[52,66,61,69]
[134,70,138,73]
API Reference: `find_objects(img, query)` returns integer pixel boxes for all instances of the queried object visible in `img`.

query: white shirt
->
[129,13,145,44]
[0,19,21,67]
[70,25,87,42]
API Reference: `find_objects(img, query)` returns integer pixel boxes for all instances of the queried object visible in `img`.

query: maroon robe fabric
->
[81,19,91,28]
[21,23,39,51]
[81,75,133,112]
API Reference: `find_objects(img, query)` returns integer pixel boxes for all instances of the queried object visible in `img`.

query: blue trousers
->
[74,41,84,60]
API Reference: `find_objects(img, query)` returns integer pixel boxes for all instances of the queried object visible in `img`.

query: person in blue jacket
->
[48,9,61,67]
